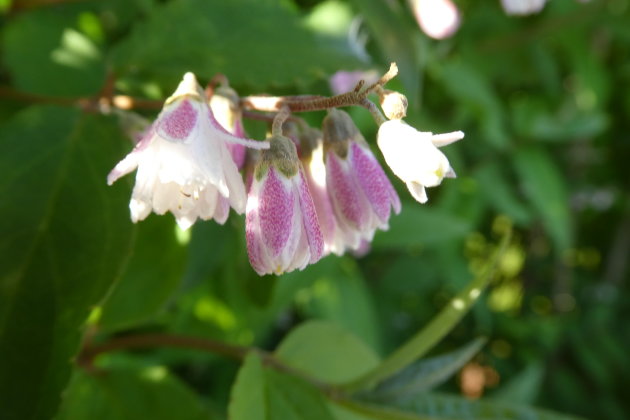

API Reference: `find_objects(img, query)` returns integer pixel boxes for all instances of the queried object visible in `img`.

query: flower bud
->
[380,90,408,120]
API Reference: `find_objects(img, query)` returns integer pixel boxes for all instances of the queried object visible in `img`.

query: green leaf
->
[111,0,363,90]
[292,257,383,351]
[492,362,544,405]
[382,392,585,420]
[229,352,336,420]
[373,206,472,250]
[513,147,572,251]
[99,216,188,332]
[275,320,380,385]
[474,163,531,226]
[56,366,212,420]
[2,8,106,96]
[347,0,421,102]
[365,338,486,400]
[342,231,510,393]
[435,61,508,149]
[0,106,135,420]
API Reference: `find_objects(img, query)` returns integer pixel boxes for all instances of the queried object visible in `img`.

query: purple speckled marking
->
[326,151,365,229]
[246,201,265,274]
[351,142,401,222]
[259,168,294,257]
[161,100,197,140]
[297,168,324,263]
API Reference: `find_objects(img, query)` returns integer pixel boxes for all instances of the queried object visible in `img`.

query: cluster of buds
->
[108,64,464,275]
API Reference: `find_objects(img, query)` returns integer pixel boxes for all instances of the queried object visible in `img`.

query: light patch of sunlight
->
[0,0,11,13]
[174,223,191,246]
[563,247,601,269]
[295,276,338,307]
[469,288,481,300]
[576,87,597,111]
[140,81,163,100]
[86,306,102,325]
[499,245,525,278]
[51,28,101,69]
[78,12,104,43]
[488,280,523,312]
[451,298,465,310]
[141,366,168,383]
[490,339,512,359]
[305,0,353,36]
[308,144,327,188]
[194,296,237,330]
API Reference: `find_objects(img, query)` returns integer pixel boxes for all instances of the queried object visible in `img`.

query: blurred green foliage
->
[1,0,629,420]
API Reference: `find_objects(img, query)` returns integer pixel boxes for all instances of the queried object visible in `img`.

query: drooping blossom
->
[246,134,324,275]
[323,109,401,249]
[500,0,546,16]
[377,119,463,203]
[297,127,347,256]
[410,0,461,40]
[108,72,268,229]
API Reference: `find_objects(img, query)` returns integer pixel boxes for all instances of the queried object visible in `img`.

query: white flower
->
[377,119,464,203]
[108,72,268,229]
[500,0,546,16]
[411,0,461,40]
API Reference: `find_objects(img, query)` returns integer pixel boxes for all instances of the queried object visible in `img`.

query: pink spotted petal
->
[326,151,367,230]
[157,99,199,141]
[259,168,295,257]
[296,168,324,263]
[351,142,401,223]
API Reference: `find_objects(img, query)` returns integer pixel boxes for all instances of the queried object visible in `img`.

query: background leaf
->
[0,106,135,420]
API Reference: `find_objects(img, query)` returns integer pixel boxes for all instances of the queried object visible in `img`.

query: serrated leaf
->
[229,352,336,420]
[111,0,363,90]
[366,338,486,400]
[0,106,135,420]
[513,147,572,251]
[56,366,211,420]
[373,206,472,250]
[275,320,380,385]
[2,8,106,96]
[99,216,188,332]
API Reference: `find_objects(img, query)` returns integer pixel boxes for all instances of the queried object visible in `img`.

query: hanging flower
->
[246,134,324,275]
[209,86,247,170]
[108,72,267,229]
[377,119,463,203]
[323,109,401,249]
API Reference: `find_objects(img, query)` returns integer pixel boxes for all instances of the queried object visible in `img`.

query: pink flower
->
[323,110,401,249]
[209,86,247,170]
[108,72,268,229]
[246,135,324,275]
[500,0,546,16]
[411,0,461,40]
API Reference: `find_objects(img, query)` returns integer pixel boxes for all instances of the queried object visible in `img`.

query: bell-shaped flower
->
[377,119,463,204]
[246,134,324,275]
[297,127,347,256]
[108,72,268,229]
[323,110,401,249]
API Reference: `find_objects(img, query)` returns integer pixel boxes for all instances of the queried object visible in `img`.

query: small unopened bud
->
[380,90,408,120]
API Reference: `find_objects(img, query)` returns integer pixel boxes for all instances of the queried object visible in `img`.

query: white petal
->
[431,131,465,147]
[407,181,428,203]
[130,197,152,222]
[108,150,141,185]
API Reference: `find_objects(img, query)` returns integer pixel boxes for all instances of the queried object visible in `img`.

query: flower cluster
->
[108,66,464,275]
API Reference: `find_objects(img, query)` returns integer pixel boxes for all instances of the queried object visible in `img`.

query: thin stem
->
[361,98,387,126]
[340,229,512,394]
[271,106,291,136]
